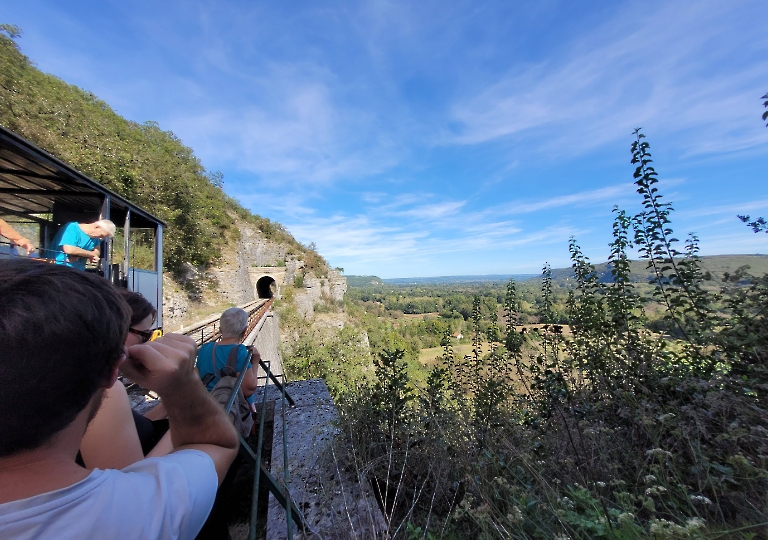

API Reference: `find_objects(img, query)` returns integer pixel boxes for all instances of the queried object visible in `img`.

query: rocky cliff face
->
[161,220,347,327]
[293,268,348,318]
[162,274,189,330]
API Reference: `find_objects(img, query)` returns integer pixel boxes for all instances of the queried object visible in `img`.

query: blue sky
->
[5,0,768,278]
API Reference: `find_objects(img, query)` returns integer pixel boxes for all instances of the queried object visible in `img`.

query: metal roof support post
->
[123,209,131,290]
[155,224,163,328]
[100,196,111,281]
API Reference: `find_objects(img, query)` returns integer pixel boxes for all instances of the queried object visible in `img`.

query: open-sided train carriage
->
[0,126,166,330]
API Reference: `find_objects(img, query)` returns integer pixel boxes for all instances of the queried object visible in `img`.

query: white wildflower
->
[689,495,712,505]
[645,448,673,459]
[507,506,523,523]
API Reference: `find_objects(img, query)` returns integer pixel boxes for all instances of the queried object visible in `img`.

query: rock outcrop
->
[162,274,189,330]
[162,220,347,327]
[293,269,347,318]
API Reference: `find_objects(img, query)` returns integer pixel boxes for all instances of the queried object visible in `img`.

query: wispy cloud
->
[283,185,626,275]
[167,73,402,186]
[445,1,768,158]
[492,184,634,216]
[392,201,467,220]
[678,199,768,219]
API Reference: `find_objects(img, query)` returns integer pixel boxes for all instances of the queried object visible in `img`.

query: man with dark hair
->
[0,259,239,539]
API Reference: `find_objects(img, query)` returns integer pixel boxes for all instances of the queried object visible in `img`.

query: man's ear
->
[104,353,125,388]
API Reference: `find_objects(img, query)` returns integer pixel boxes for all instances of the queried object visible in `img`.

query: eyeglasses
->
[129,327,157,343]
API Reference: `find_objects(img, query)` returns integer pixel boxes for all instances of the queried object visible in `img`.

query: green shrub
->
[332,131,768,539]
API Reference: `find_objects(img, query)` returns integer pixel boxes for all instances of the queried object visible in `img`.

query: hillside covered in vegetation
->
[0,25,323,276]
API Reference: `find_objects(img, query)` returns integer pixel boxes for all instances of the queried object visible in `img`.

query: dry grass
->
[419,343,473,367]
[402,312,440,320]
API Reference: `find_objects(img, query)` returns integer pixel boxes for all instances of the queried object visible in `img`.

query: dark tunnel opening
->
[256,275,277,299]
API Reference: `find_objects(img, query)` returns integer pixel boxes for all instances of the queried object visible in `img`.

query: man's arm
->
[120,334,239,484]
[0,218,35,253]
[62,244,99,260]
[241,366,258,397]
[240,347,260,397]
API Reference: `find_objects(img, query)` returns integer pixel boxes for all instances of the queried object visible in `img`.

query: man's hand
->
[89,248,100,263]
[120,334,198,396]
[123,333,239,485]
[14,237,35,255]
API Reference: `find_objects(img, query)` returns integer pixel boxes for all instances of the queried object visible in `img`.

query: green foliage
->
[540,263,555,324]
[281,321,371,393]
[739,215,768,234]
[373,349,415,427]
[762,91,768,127]
[333,131,768,539]
[631,130,715,354]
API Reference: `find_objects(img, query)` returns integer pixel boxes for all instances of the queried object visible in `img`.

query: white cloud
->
[393,201,467,220]
[281,186,616,275]
[678,199,768,219]
[492,184,634,216]
[445,1,768,158]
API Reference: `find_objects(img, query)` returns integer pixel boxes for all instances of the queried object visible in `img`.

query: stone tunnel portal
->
[256,275,277,299]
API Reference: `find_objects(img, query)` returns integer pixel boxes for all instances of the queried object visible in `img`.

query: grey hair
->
[220,307,248,338]
[93,219,116,237]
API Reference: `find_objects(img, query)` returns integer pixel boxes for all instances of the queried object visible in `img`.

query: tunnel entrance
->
[256,275,277,299]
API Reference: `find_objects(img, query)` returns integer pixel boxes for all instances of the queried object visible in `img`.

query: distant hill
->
[346,275,385,287]
[549,255,768,285]
[384,274,538,285]
[361,255,768,287]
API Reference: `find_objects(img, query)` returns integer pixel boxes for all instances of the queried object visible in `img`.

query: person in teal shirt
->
[48,220,115,270]
[196,307,259,404]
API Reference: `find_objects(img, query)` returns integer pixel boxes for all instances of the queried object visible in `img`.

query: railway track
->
[181,298,273,346]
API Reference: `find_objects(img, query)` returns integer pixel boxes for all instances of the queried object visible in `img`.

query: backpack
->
[202,344,254,438]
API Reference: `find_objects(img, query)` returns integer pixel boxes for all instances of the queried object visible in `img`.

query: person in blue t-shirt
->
[197,307,259,404]
[48,220,116,270]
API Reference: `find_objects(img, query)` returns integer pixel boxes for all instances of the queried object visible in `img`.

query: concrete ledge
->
[266,379,387,540]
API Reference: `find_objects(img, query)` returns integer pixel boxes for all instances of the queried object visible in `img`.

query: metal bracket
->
[258,359,295,406]
[237,435,306,530]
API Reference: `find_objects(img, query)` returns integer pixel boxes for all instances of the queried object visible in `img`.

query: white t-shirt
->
[0,449,218,540]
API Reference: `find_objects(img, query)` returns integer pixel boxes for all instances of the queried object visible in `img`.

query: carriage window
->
[130,228,156,271]
[110,228,156,271]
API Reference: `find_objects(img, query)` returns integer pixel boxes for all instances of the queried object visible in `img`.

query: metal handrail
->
[250,354,272,539]
[214,301,303,538]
